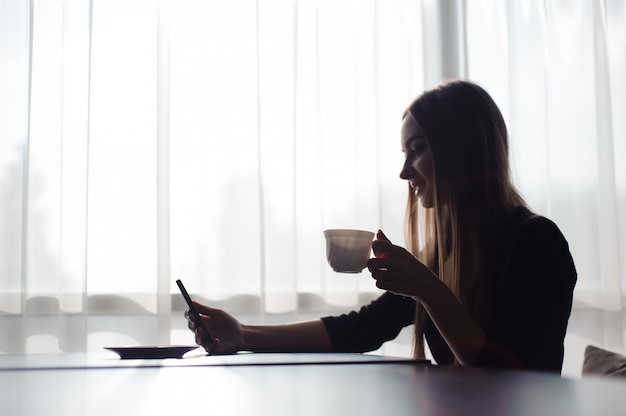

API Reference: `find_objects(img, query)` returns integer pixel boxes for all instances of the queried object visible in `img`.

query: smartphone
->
[176,279,215,347]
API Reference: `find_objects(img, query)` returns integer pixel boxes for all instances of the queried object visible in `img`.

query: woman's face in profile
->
[400,113,434,208]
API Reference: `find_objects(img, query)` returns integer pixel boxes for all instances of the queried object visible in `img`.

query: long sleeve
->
[422,210,577,372]
[474,214,577,372]
[321,291,415,353]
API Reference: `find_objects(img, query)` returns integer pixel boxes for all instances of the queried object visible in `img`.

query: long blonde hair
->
[404,80,526,359]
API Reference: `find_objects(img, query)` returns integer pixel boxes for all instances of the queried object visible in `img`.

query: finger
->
[206,338,220,355]
[371,239,393,257]
[185,308,197,323]
[375,279,390,291]
[371,242,416,270]
[195,324,215,346]
[187,318,196,331]
[376,229,391,243]
[367,257,392,271]
[367,255,408,272]
[368,265,386,279]
[185,309,198,330]
[194,327,205,345]
[193,301,218,316]
[371,240,408,259]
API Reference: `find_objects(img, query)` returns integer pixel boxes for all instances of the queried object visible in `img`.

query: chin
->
[418,194,434,209]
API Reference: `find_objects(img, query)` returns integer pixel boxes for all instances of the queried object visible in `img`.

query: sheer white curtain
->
[1,0,624,377]
[0,0,421,355]
[464,0,626,377]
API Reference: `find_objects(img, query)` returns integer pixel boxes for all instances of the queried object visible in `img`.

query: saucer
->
[103,345,200,359]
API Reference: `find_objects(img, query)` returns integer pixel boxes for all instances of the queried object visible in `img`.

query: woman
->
[186,80,577,373]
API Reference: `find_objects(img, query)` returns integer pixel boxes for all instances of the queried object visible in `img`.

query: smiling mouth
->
[411,181,426,195]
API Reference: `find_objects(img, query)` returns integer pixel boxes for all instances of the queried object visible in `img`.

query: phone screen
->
[176,279,215,346]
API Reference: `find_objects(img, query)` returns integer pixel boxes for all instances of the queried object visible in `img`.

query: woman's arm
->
[415,277,486,366]
[241,320,333,353]
[367,230,485,366]
[188,291,416,355]
[187,303,332,354]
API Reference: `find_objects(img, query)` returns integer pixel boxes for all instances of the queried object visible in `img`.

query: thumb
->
[372,230,393,259]
[193,301,214,315]
[376,229,391,243]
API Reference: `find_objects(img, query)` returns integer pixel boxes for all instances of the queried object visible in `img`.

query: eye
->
[409,140,427,156]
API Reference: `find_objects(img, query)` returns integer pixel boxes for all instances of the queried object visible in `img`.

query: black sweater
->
[321,208,577,373]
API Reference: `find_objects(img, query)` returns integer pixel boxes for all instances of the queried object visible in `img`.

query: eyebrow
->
[402,134,427,149]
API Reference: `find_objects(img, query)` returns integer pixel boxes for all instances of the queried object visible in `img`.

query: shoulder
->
[508,207,569,250]
[501,206,577,279]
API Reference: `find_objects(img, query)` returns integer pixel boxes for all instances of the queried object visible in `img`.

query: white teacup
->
[323,229,375,273]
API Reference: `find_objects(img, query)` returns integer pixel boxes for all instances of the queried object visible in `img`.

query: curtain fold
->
[1,0,625,377]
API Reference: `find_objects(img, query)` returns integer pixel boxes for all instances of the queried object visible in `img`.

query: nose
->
[399,158,413,180]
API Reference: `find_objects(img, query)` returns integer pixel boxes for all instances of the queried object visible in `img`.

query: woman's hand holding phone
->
[177,279,245,355]
[177,279,217,354]
[185,302,246,355]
